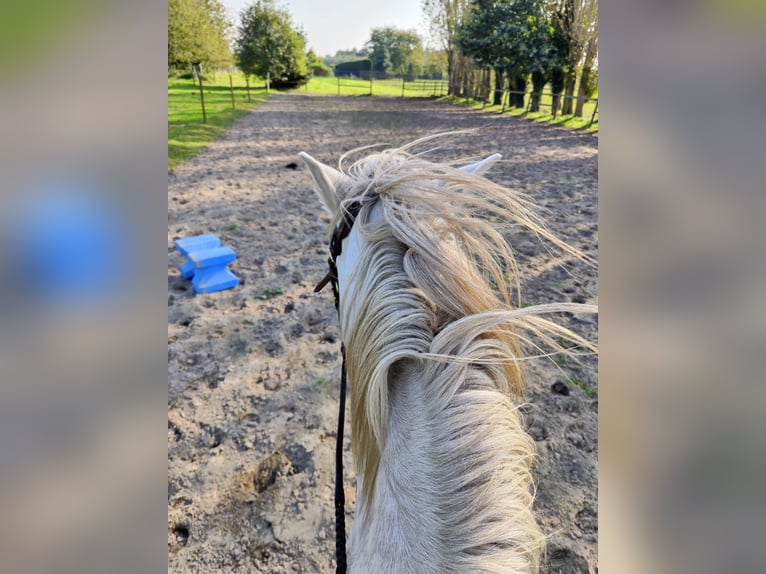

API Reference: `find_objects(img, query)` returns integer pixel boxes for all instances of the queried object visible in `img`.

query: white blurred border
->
[0,2,167,573]
[601,1,766,572]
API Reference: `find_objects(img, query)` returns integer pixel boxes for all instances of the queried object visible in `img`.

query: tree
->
[458,0,552,107]
[323,48,367,67]
[306,49,332,77]
[235,0,307,87]
[554,0,597,115]
[168,0,232,72]
[574,17,597,116]
[422,0,478,96]
[547,7,569,116]
[365,27,423,76]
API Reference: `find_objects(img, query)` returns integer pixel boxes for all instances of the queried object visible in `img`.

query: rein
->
[314,201,362,574]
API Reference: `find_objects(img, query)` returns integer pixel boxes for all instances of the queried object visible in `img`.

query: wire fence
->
[183,68,597,129]
[470,87,598,127]
[325,74,598,127]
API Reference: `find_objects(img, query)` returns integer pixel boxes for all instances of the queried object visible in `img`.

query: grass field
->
[168,71,269,171]
[443,89,598,132]
[299,76,597,132]
[301,76,447,98]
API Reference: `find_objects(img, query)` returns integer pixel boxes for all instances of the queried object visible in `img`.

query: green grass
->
[168,71,270,171]
[568,376,598,398]
[299,76,597,132]
[301,76,447,98]
[442,88,598,132]
[254,287,285,300]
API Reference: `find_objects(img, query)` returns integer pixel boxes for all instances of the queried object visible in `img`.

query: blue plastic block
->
[190,246,238,294]
[174,234,220,279]
[179,259,196,280]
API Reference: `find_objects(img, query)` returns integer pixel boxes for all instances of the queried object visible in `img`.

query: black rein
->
[314,201,361,574]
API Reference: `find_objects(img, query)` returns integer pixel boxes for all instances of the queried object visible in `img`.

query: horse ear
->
[299,152,343,214]
[459,153,502,176]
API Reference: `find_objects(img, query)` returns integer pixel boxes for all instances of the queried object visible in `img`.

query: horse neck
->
[349,360,543,574]
[349,358,442,572]
[336,199,544,572]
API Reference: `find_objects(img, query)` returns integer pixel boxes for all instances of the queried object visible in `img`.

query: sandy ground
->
[168,94,598,573]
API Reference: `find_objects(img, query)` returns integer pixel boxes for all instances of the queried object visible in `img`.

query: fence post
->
[588,99,599,127]
[402,77,405,98]
[196,69,207,124]
[245,74,251,102]
[337,76,340,95]
[229,73,235,110]
[501,90,506,113]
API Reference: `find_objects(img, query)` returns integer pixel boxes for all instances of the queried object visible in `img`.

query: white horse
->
[300,137,596,574]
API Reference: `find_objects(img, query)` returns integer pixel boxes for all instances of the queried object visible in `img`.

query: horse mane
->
[329,136,596,572]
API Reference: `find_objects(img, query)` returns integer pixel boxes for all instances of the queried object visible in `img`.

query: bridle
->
[314,200,362,574]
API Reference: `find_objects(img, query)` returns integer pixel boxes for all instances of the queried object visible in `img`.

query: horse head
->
[298,149,503,336]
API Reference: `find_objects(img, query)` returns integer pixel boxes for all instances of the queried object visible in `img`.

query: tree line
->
[168,0,329,85]
[424,0,598,116]
[168,0,597,117]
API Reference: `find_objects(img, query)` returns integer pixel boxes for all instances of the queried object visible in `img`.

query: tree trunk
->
[551,67,565,117]
[507,71,526,108]
[530,71,545,112]
[514,75,527,108]
[448,48,457,96]
[493,68,504,105]
[574,67,589,117]
[562,63,577,115]
[575,36,597,117]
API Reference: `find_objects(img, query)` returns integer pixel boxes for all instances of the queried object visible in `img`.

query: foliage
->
[235,0,307,86]
[458,0,553,76]
[306,49,332,77]
[551,0,598,114]
[322,48,368,67]
[581,67,597,97]
[422,49,448,78]
[422,0,476,92]
[168,0,232,72]
[365,27,424,76]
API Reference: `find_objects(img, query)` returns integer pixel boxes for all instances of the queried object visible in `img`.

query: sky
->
[221,0,429,57]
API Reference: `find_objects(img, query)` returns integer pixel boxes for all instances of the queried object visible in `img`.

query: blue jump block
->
[174,234,221,279]
[190,246,239,294]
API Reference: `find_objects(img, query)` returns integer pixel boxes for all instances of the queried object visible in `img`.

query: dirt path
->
[168,93,598,573]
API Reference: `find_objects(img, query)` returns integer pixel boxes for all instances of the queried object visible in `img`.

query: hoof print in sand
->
[244,452,293,494]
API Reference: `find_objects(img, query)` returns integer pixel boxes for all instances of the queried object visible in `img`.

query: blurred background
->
[0,1,167,573]
[0,0,764,572]
[600,0,766,572]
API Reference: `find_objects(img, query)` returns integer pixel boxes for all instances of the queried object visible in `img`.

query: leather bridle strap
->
[334,343,348,574]
[314,201,361,574]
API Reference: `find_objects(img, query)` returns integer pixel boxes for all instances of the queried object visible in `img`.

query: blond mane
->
[313,137,596,572]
